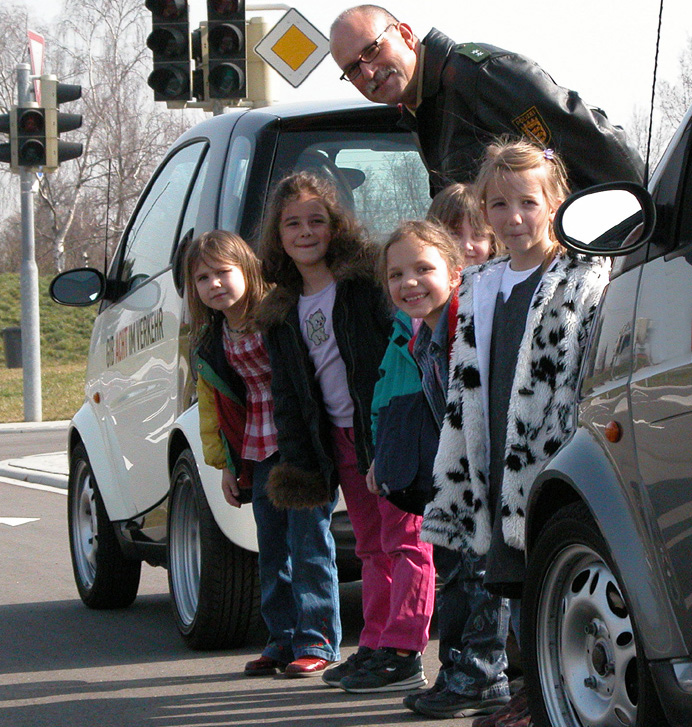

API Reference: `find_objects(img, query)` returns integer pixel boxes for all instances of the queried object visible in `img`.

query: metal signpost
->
[17,61,42,422]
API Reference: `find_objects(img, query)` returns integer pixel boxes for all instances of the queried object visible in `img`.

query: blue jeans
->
[251,454,341,662]
[433,546,510,700]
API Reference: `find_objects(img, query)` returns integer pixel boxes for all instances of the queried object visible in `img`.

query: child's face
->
[453,217,492,266]
[484,168,556,271]
[279,193,332,274]
[386,235,459,330]
[193,257,246,317]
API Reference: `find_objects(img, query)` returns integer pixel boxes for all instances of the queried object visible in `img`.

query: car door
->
[629,113,692,645]
[85,140,210,517]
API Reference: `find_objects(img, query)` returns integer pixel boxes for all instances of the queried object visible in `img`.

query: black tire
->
[67,442,141,609]
[167,448,261,650]
[522,502,667,727]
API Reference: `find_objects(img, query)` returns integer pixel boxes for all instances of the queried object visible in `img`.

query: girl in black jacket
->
[258,171,436,692]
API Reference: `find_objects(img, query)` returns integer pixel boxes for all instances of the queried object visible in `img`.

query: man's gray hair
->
[330,5,400,37]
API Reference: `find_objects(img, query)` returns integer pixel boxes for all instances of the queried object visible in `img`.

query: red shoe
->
[284,656,334,677]
[473,689,527,727]
[497,709,533,727]
[244,655,288,676]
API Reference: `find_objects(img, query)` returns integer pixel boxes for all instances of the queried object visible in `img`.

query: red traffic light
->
[18,109,45,135]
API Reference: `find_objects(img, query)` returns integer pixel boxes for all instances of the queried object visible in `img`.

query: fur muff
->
[267,462,331,509]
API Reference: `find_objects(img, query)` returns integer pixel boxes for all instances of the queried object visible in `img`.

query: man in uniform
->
[330,5,644,197]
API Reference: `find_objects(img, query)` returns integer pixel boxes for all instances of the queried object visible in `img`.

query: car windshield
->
[271,130,430,242]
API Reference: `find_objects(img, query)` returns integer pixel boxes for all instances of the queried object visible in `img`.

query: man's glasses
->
[339,23,397,83]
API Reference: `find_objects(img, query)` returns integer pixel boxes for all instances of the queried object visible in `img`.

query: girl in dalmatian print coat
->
[421,139,611,599]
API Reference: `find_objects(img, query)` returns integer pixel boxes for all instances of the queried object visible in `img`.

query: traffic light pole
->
[17,63,42,422]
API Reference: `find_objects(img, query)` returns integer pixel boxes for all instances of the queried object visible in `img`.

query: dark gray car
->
[522,102,692,727]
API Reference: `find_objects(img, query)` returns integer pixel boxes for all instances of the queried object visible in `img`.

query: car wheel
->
[522,501,667,727]
[67,442,141,608]
[167,448,261,650]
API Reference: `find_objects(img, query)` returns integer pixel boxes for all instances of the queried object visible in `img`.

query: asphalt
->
[0,420,70,489]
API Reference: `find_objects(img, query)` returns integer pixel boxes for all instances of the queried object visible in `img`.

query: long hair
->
[184,230,270,344]
[379,219,464,291]
[258,170,370,294]
[426,182,501,257]
[474,137,570,256]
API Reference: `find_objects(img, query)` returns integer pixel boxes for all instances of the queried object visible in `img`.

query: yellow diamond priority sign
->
[254,8,329,88]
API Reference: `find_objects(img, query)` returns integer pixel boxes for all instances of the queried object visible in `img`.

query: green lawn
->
[0,273,95,422]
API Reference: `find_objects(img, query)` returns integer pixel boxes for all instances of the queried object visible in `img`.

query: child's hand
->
[221,468,242,508]
[365,462,380,495]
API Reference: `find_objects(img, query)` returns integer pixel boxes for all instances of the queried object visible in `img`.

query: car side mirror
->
[49,268,106,307]
[554,182,656,256]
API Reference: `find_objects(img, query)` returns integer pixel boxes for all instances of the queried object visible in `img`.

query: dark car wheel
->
[67,442,141,608]
[522,502,667,727]
[167,448,261,650]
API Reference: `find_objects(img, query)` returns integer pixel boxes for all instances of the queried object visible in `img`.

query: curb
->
[0,452,69,489]
[0,420,70,433]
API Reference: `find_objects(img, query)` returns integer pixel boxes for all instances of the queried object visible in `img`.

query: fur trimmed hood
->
[421,253,610,554]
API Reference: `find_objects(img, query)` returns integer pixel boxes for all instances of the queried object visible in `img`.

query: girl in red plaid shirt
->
[184,230,342,677]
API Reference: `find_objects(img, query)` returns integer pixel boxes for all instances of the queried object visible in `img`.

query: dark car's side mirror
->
[49,268,106,307]
[554,182,656,256]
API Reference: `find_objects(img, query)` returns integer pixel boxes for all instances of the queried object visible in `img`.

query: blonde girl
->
[258,171,436,691]
[185,229,329,679]
[421,139,610,725]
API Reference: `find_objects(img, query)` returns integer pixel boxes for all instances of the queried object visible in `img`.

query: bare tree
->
[0,0,198,274]
[37,0,195,272]
[627,34,691,173]
[658,35,692,139]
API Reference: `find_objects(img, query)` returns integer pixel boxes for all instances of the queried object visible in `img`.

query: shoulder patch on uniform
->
[513,106,552,146]
[454,43,491,63]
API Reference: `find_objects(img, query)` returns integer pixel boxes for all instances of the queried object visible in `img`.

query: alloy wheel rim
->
[72,459,98,588]
[168,468,201,627]
[537,543,638,727]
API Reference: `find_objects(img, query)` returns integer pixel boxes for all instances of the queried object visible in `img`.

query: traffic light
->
[146,0,192,102]
[15,105,47,168]
[0,110,13,170]
[41,76,83,171]
[191,23,209,102]
[206,0,246,100]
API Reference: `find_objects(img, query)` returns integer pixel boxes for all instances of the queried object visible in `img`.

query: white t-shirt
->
[499,262,542,301]
[298,281,354,427]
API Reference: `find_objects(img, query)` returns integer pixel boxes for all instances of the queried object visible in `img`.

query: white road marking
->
[0,517,40,526]
[0,477,67,495]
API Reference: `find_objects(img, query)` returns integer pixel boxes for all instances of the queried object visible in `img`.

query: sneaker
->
[339,647,427,693]
[415,686,510,719]
[322,646,374,687]
[403,680,445,713]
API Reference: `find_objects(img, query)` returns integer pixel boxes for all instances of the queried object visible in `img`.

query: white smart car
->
[50,99,430,649]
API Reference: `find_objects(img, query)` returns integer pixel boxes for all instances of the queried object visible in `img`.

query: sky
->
[17,0,692,129]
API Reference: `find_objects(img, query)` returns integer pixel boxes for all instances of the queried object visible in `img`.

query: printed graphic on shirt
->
[513,106,552,146]
[305,309,329,345]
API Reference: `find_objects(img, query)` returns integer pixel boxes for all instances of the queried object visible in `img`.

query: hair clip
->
[543,148,555,161]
